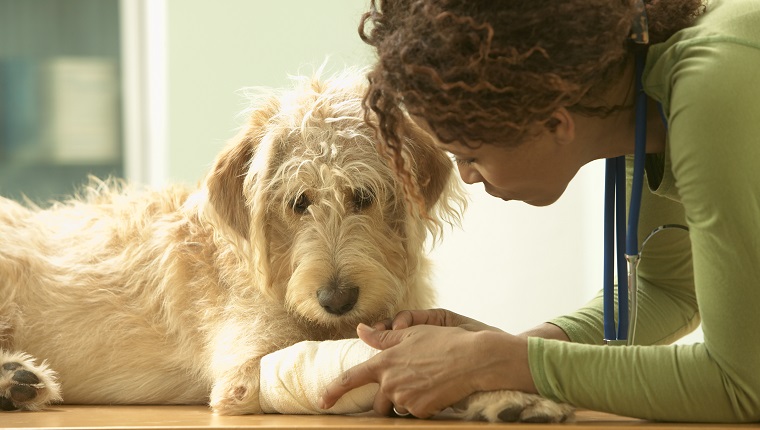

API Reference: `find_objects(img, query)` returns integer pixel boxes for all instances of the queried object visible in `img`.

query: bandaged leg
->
[259,339,379,414]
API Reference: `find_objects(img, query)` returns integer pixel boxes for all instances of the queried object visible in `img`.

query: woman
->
[320,0,760,423]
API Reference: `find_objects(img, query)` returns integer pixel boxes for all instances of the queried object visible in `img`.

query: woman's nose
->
[457,164,483,185]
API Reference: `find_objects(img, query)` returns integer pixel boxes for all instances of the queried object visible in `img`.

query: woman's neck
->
[575,57,666,162]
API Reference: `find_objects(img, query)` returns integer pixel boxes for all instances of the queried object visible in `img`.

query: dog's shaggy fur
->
[0,71,462,414]
[0,71,572,423]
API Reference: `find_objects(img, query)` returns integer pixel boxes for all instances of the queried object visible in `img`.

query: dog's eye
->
[352,188,374,211]
[292,193,311,214]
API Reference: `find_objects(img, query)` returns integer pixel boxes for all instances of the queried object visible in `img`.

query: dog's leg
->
[207,317,282,415]
[209,356,264,415]
[450,390,575,423]
[0,350,62,411]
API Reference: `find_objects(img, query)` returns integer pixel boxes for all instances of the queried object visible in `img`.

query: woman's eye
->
[449,153,474,166]
[454,157,475,166]
[292,193,311,214]
[352,188,374,211]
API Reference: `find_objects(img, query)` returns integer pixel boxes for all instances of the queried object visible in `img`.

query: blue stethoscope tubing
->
[602,51,648,345]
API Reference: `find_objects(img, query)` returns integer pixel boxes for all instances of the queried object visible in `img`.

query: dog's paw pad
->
[0,396,19,411]
[496,405,523,422]
[11,369,40,385]
[520,401,574,423]
[1,356,60,411]
[10,385,38,402]
[453,390,574,424]
[2,364,43,405]
[2,362,22,372]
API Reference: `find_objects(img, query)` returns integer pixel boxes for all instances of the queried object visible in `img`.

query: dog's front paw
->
[210,382,262,415]
[451,390,574,423]
[0,351,62,411]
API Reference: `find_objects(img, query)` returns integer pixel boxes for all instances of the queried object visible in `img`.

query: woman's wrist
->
[472,330,538,394]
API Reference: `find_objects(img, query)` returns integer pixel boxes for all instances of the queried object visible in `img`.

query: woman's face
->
[421,121,584,207]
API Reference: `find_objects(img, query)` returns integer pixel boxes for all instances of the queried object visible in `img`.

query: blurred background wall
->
[0,0,701,341]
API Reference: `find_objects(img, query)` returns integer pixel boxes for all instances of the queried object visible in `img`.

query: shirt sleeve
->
[548,174,699,347]
[529,38,760,422]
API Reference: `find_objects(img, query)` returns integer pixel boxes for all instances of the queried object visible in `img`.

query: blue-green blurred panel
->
[0,0,123,206]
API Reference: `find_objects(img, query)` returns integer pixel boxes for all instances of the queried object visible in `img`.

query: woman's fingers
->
[320,323,499,417]
[319,356,379,409]
[373,390,394,416]
[372,318,393,331]
[356,323,406,349]
[320,324,407,409]
[389,308,456,330]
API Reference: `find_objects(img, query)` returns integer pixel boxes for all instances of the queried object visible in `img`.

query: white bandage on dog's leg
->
[259,338,380,414]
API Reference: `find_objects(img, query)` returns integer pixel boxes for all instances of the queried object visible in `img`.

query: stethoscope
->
[602,39,688,346]
[602,50,647,346]
[602,0,649,346]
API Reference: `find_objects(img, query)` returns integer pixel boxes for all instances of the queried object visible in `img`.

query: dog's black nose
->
[317,285,359,315]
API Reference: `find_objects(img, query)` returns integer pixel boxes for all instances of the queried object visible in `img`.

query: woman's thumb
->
[357,323,403,350]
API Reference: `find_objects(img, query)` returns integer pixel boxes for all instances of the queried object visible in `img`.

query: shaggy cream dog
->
[0,70,461,414]
[0,71,572,423]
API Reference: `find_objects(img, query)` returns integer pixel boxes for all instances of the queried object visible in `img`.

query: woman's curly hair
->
[358,0,705,209]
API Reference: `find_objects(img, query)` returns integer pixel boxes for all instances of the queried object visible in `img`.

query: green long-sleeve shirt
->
[528,0,760,422]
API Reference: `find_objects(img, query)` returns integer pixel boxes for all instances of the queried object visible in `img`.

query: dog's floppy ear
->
[402,120,463,212]
[206,130,255,238]
[399,119,466,240]
[205,99,279,239]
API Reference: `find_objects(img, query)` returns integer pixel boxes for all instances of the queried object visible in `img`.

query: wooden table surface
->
[1,406,757,429]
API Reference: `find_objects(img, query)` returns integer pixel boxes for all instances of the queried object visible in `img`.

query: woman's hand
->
[319,322,534,419]
[372,308,505,333]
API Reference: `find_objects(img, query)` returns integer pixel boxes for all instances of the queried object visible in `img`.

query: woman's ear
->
[547,107,575,146]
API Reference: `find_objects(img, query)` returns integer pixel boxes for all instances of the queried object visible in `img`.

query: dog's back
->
[0,179,218,404]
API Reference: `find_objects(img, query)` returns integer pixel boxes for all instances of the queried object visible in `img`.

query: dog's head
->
[203,69,465,332]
